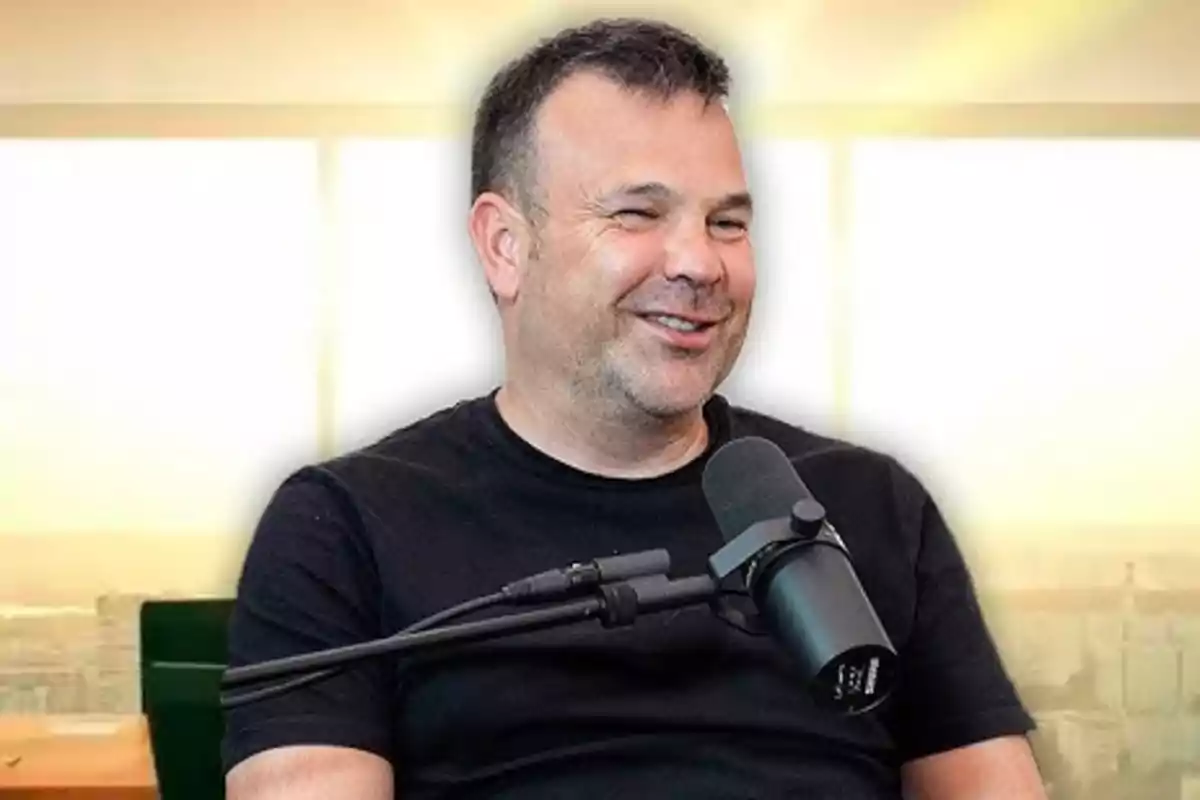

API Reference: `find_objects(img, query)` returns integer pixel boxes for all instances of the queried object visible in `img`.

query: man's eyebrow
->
[594,183,753,214]
[712,192,753,215]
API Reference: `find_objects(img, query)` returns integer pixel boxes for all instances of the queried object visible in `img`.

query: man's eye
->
[615,209,659,220]
[712,219,748,232]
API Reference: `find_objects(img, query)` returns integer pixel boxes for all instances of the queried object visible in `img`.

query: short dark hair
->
[470,18,732,218]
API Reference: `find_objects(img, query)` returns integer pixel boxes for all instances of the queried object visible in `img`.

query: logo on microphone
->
[865,656,879,696]
[834,655,882,700]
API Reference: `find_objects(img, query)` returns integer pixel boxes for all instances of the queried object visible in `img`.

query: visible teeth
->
[650,315,701,332]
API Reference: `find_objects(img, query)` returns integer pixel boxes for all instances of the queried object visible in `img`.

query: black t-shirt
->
[222,390,1034,798]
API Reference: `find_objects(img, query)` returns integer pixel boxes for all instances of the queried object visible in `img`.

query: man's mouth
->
[632,312,724,351]
[642,314,717,333]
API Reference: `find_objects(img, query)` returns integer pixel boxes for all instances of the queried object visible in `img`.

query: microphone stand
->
[221,574,720,692]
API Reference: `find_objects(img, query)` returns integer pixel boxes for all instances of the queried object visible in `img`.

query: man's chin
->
[601,347,727,418]
[624,379,716,420]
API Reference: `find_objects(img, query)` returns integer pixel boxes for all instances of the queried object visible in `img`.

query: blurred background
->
[2,1,1199,797]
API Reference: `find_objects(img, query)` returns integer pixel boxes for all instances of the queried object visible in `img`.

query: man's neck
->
[494,381,710,480]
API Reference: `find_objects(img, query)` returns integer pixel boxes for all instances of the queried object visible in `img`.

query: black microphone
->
[702,436,898,714]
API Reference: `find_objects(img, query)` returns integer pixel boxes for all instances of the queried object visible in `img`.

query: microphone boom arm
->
[221,574,719,694]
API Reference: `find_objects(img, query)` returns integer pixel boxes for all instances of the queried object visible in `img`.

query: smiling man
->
[223,18,1048,799]
[480,67,757,480]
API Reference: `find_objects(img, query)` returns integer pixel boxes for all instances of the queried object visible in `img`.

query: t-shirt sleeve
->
[221,468,394,774]
[885,465,1036,762]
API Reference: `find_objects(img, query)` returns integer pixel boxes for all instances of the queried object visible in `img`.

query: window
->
[332,138,501,452]
[0,140,322,542]
[846,139,1200,534]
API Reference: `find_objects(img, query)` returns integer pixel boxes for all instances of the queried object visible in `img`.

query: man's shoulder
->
[277,394,490,501]
[719,397,928,504]
[723,398,896,468]
[335,394,485,464]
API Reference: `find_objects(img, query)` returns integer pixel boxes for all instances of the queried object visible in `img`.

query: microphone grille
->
[702,436,813,543]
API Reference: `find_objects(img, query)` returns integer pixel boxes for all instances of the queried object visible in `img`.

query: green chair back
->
[139,598,234,800]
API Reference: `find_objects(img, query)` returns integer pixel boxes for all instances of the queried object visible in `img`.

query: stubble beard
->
[593,316,749,421]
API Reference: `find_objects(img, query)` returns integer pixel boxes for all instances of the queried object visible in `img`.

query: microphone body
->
[753,533,895,712]
[703,436,898,714]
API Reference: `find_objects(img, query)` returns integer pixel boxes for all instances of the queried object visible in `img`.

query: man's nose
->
[663,219,724,286]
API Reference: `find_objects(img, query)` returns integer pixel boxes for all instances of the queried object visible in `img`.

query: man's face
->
[508,71,756,418]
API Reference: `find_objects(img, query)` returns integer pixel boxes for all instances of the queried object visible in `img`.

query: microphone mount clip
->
[708,499,849,590]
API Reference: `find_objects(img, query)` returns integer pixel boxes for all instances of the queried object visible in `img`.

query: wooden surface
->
[0,715,156,799]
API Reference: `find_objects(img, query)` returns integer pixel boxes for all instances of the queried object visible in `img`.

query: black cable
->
[402,592,509,634]
[219,550,677,709]
[224,596,604,691]
[219,591,507,709]
[218,664,337,708]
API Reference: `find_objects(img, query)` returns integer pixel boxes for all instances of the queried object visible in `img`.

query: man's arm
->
[227,745,393,800]
[222,470,397,794]
[881,460,1045,794]
[901,735,1048,800]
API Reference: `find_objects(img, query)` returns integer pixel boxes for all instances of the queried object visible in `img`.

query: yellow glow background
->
[3,4,1200,788]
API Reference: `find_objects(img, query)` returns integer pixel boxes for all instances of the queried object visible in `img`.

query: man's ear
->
[468,191,531,303]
